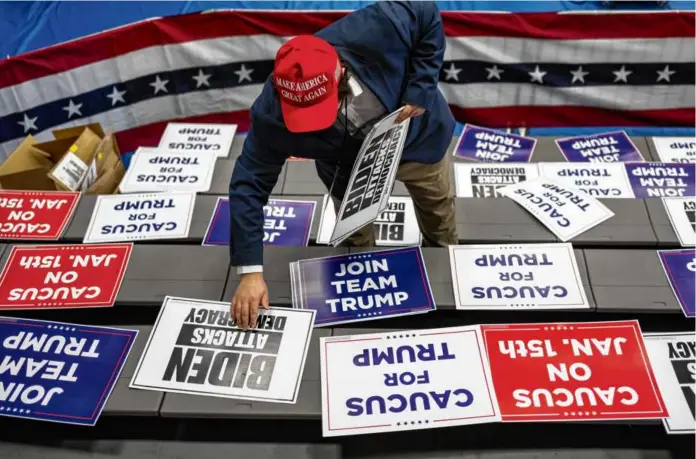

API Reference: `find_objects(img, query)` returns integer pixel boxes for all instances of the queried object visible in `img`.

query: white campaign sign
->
[119,147,217,193]
[454,163,540,198]
[159,122,238,159]
[130,297,316,404]
[331,109,410,246]
[644,332,696,434]
[538,163,635,199]
[317,194,421,246]
[498,178,615,241]
[84,192,196,243]
[320,326,501,437]
[448,243,590,310]
[663,197,696,247]
[652,137,696,163]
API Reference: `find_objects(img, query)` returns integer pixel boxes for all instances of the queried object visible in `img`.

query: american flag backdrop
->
[0,9,693,159]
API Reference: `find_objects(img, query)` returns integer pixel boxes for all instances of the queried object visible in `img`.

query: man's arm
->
[228,124,287,271]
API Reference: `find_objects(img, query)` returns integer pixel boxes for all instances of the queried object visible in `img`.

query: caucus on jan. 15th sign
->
[158,122,237,159]
[449,243,590,311]
[0,317,137,426]
[319,326,501,437]
[0,190,81,240]
[130,297,316,404]
[83,192,196,243]
[290,247,436,327]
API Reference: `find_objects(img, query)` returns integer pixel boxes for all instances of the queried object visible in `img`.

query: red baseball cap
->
[273,35,342,133]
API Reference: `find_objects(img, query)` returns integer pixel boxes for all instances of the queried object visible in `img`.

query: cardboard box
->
[0,123,124,194]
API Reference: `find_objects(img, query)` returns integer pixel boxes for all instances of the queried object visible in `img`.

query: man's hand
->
[395,104,425,123]
[231,272,269,329]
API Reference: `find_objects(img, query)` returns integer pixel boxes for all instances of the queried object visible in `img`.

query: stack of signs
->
[203,197,315,246]
[0,190,80,240]
[83,192,196,243]
[663,197,696,246]
[652,137,696,164]
[657,249,695,318]
[158,123,237,158]
[316,195,421,246]
[454,163,540,198]
[449,243,590,311]
[556,131,644,163]
[624,163,696,198]
[454,124,536,163]
[289,247,436,327]
[537,163,635,199]
[119,147,217,193]
[481,320,668,422]
[0,244,132,310]
[319,326,501,436]
[0,317,137,425]
[644,332,695,435]
[330,109,410,246]
[498,178,614,241]
[130,297,315,404]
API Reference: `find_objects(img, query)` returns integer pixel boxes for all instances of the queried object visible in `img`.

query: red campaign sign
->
[0,243,133,310]
[481,321,668,422]
[0,190,80,240]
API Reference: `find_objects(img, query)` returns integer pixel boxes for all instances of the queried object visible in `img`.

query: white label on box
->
[52,151,88,191]
[79,160,98,192]
[159,123,238,158]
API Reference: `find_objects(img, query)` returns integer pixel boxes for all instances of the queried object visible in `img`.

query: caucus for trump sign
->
[454,124,536,163]
[119,147,217,193]
[449,243,590,311]
[319,326,501,437]
[331,110,409,246]
[0,317,137,425]
[537,163,635,199]
[481,321,668,422]
[130,297,315,404]
[0,191,80,240]
[158,122,237,158]
[290,247,435,327]
[498,178,614,241]
[652,137,696,164]
[83,192,196,243]
[556,131,644,163]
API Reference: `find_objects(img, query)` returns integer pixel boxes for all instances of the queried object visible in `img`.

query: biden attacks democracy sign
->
[320,326,501,437]
[291,247,435,327]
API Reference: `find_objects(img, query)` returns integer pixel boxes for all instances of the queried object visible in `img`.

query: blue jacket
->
[228,1,455,267]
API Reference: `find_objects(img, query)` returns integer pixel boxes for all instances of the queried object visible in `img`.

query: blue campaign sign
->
[293,247,436,326]
[557,131,644,163]
[203,197,316,246]
[0,318,137,426]
[454,124,535,163]
[625,163,696,198]
[658,249,695,318]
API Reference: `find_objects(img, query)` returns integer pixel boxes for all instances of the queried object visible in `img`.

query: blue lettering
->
[100,222,177,235]
[475,254,552,267]
[345,389,474,416]
[471,286,568,299]
[136,175,199,184]
[353,343,456,367]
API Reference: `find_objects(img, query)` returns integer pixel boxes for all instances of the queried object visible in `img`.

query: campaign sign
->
[556,131,644,163]
[0,190,80,240]
[158,122,237,158]
[652,137,696,164]
[331,109,410,246]
[320,326,501,436]
[83,192,196,243]
[202,197,315,246]
[0,317,137,426]
[0,243,132,310]
[454,163,540,198]
[119,147,217,193]
[454,124,536,163]
[130,297,315,403]
[449,243,590,311]
[658,249,695,317]
[291,247,435,327]
[625,163,696,198]
[663,198,696,247]
[498,178,615,241]
[316,195,421,246]
[537,163,635,199]
[645,332,696,434]
[481,320,668,422]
